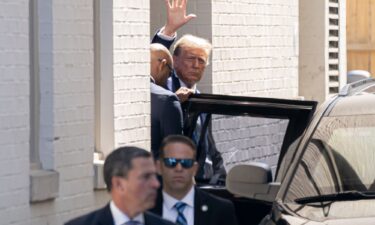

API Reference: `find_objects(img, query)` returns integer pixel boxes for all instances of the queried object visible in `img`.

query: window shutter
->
[328,0,340,95]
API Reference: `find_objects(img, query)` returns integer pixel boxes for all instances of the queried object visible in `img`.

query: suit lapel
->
[144,212,156,225]
[194,188,210,225]
[171,72,181,92]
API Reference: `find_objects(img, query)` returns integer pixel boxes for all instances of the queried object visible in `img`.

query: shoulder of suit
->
[151,83,176,97]
[64,208,101,225]
[196,188,234,207]
[151,88,179,104]
[145,211,175,225]
[65,204,114,225]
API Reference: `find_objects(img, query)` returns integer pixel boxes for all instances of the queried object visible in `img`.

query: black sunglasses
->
[163,158,195,169]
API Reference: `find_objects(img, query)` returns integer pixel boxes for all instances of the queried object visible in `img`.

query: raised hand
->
[162,0,197,36]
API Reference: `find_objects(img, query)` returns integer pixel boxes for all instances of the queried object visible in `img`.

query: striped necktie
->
[124,220,141,225]
[174,202,188,225]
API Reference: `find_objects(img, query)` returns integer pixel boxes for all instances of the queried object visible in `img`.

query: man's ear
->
[112,176,124,192]
[158,59,167,71]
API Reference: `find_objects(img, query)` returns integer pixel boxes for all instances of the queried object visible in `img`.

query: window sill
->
[30,169,59,203]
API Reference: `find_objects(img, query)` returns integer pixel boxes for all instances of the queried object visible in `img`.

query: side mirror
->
[226,162,280,202]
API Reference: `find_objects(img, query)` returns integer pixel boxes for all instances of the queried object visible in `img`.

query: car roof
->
[329,93,375,116]
[327,79,375,116]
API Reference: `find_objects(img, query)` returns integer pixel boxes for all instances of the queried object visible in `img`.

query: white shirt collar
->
[110,201,144,225]
[167,73,197,91]
[179,78,197,91]
[157,26,177,41]
[162,186,195,210]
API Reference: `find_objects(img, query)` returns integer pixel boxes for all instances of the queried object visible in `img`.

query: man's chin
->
[144,197,157,210]
[145,202,155,210]
[171,184,191,193]
[181,77,200,87]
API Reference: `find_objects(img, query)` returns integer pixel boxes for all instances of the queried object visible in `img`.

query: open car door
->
[183,93,317,225]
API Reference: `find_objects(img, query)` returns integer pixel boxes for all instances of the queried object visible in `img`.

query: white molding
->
[94,0,115,158]
[30,169,59,203]
[93,160,106,190]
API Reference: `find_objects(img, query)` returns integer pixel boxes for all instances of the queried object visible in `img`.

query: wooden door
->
[347,0,375,77]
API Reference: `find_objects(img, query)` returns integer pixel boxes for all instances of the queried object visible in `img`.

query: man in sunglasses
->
[149,135,238,225]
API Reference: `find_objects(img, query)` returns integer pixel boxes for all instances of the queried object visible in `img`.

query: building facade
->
[0,0,346,224]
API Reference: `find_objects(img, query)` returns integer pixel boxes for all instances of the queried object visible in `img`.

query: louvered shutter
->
[328,0,340,95]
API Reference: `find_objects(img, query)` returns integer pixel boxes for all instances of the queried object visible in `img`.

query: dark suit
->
[151,32,174,50]
[152,33,225,183]
[149,188,238,225]
[65,204,175,225]
[151,81,183,158]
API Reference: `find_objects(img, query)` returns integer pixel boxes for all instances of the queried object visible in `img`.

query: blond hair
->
[173,34,212,61]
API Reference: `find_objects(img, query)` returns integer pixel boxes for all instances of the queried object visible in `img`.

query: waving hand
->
[162,0,197,36]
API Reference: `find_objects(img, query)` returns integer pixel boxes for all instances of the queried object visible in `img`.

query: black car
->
[185,79,375,225]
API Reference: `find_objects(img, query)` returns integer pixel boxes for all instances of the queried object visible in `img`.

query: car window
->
[208,114,289,177]
[285,114,375,203]
[361,84,375,93]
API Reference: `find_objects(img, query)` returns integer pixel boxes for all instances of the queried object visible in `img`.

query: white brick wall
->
[0,1,153,224]
[31,0,98,224]
[212,116,288,175]
[113,0,151,150]
[212,0,299,98]
[0,0,30,224]
[210,0,299,173]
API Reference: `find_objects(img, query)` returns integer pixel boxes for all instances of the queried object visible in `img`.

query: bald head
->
[150,43,173,86]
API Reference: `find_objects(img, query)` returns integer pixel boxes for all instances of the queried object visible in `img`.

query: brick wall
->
[0,1,30,224]
[212,116,289,175]
[31,0,97,224]
[210,0,299,173]
[113,0,151,149]
[212,0,299,98]
[0,1,153,224]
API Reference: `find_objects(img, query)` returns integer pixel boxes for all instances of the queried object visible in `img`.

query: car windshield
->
[284,113,375,219]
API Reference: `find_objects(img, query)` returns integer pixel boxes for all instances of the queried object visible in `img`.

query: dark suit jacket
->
[151,31,175,50]
[149,188,238,225]
[65,204,175,225]
[151,81,183,158]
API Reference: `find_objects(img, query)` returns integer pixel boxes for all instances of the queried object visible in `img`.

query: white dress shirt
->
[162,187,195,225]
[157,26,177,41]
[110,201,144,225]
[166,73,197,92]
